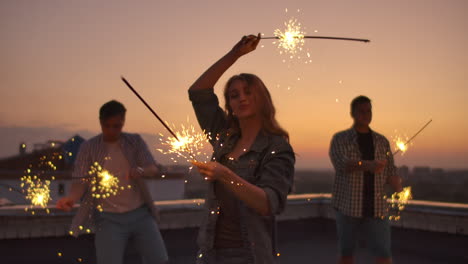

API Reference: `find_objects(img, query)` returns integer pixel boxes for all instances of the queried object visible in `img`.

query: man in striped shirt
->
[329,96,403,264]
[56,100,168,264]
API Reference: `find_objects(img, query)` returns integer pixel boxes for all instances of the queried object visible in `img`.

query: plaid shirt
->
[329,127,397,218]
[69,133,160,237]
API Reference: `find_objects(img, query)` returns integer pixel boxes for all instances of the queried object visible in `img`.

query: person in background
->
[329,95,403,264]
[56,100,169,264]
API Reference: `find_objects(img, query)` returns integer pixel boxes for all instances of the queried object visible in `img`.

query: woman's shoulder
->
[266,133,294,154]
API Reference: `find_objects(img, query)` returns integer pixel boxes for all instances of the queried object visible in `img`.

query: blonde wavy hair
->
[223,73,289,141]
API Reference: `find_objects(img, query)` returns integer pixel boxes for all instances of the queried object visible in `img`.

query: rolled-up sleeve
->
[256,142,295,215]
[188,88,227,145]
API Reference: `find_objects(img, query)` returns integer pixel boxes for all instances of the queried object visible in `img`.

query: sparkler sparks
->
[157,123,211,163]
[121,76,212,181]
[263,9,369,90]
[88,162,120,199]
[18,152,63,212]
[272,18,306,56]
[263,9,369,62]
[391,186,413,210]
[260,8,311,67]
[392,133,410,155]
[20,175,51,208]
[392,119,433,156]
[387,186,413,221]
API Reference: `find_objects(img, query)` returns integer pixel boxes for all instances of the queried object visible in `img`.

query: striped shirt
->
[69,133,160,237]
[329,127,397,218]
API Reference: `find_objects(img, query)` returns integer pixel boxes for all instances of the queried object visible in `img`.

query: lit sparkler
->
[387,186,413,221]
[270,18,306,55]
[88,162,120,199]
[391,133,410,155]
[157,123,211,163]
[263,9,369,90]
[20,174,51,208]
[263,35,370,42]
[392,119,433,156]
[121,77,179,140]
[18,151,62,212]
[122,76,211,164]
[263,12,369,56]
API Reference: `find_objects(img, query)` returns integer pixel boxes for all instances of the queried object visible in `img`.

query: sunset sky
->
[1,0,467,169]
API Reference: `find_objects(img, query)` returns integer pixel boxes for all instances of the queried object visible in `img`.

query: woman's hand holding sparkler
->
[190,33,261,92]
[191,161,271,216]
[191,161,228,181]
[230,33,261,58]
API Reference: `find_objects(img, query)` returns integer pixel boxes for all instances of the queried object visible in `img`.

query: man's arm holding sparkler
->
[329,133,387,174]
[384,139,403,192]
[56,142,90,211]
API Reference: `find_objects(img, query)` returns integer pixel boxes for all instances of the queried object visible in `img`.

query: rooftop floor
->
[1,218,467,264]
[1,194,467,263]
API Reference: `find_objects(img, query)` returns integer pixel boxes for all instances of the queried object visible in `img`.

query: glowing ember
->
[273,18,306,55]
[88,162,120,199]
[21,175,51,208]
[392,119,432,156]
[391,186,413,210]
[391,132,410,156]
[387,186,413,221]
[157,123,211,163]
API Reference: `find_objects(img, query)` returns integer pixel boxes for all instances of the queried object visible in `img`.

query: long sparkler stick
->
[121,76,200,162]
[121,76,180,141]
[393,119,433,156]
[262,36,370,43]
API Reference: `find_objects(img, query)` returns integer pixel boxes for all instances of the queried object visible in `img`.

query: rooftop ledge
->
[1,193,467,239]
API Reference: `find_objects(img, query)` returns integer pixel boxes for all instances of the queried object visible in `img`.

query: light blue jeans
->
[95,206,168,264]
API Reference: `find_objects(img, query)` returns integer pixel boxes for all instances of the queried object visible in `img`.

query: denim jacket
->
[189,88,295,264]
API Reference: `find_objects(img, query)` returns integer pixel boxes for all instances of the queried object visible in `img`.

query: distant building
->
[0,135,85,175]
[431,168,445,182]
[398,165,410,180]
[0,135,187,205]
[413,166,431,181]
[445,170,468,184]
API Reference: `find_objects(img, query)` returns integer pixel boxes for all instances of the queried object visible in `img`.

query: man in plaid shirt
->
[329,96,403,264]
